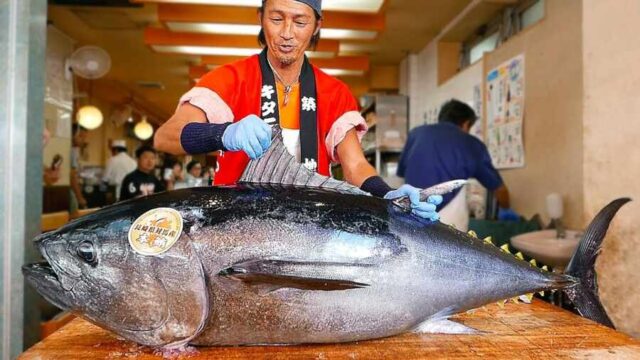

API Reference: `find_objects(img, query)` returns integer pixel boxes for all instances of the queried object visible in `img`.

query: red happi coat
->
[180,55,366,186]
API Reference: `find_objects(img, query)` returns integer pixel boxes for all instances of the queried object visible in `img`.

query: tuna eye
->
[77,241,97,264]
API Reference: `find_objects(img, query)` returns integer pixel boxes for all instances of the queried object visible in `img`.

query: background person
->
[103,140,136,201]
[70,123,88,210]
[397,99,517,230]
[164,160,185,191]
[119,145,165,201]
[184,160,204,188]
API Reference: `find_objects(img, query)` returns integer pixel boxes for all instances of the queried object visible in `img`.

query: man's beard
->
[277,54,297,66]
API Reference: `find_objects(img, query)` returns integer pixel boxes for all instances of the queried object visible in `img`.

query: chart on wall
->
[470,84,484,141]
[486,54,525,169]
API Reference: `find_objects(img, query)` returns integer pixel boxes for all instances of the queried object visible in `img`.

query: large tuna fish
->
[24,134,627,349]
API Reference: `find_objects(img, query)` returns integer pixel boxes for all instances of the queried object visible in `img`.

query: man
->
[43,128,62,186]
[119,145,165,201]
[397,99,517,230]
[103,139,137,201]
[163,160,185,191]
[155,0,441,220]
[184,160,205,188]
[70,123,88,210]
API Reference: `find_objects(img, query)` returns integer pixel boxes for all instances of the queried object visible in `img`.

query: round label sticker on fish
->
[128,208,183,256]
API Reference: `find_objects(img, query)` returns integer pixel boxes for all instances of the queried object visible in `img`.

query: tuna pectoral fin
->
[219,259,370,292]
[564,198,631,329]
[413,319,481,335]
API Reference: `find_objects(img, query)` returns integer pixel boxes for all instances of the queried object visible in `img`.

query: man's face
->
[138,151,156,174]
[189,164,202,177]
[260,0,321,66]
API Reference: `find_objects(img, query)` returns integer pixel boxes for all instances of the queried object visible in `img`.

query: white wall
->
[583,0,640,338]
[43,26,75,186]
[405,44,483,130]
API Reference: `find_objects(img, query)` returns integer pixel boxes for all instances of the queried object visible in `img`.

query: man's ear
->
[462,120,473,133]
[314,19,323,36]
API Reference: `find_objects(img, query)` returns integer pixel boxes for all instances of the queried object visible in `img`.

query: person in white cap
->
[103,139,136,201]
[155,0,442,220]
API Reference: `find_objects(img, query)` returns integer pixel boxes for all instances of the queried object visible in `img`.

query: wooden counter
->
[20,301,640,359]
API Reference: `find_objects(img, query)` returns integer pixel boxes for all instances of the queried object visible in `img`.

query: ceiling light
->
[153,45,259,56]
[322,29,377,40]
[77,105,103,130]
[167,23,259,36]
[321,69,365,77]
[134,0,385,13]
[151,45,334,58]
[166,22,377,40]
[325,0,384,13]
[134,117,154,140]
[338,42,379,56]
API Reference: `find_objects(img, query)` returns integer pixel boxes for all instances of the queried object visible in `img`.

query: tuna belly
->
[191,279,425,346]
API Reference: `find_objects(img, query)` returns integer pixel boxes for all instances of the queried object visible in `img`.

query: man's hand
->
[384,185,443,221]
[43,166,61,186]
[222,115,272,159]
[78,196,88,209]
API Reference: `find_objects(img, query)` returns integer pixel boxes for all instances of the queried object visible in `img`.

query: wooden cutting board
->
[20,300,640,359]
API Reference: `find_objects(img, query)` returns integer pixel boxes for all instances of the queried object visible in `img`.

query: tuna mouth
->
[22,261,70,311]
[24,261,57,276]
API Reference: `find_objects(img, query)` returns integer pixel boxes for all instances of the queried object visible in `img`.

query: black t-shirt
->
[119,169,166,201]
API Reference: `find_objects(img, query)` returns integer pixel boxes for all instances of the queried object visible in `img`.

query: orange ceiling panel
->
[144,27,340,53]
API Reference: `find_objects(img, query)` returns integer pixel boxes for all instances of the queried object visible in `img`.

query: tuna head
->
[23,206,209,348]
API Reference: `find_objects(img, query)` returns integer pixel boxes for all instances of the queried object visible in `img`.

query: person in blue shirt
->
[397,99,518,229]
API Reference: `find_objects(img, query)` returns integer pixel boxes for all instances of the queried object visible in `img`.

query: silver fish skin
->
[24,187,626,348]
[23,131,626,348]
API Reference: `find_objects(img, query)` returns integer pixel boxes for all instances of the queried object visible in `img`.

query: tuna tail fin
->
[564,198,631,328]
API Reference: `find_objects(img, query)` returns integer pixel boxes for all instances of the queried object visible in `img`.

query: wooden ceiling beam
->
[144,27,340,53]
[157,4,385,32]
[132,0,387,15]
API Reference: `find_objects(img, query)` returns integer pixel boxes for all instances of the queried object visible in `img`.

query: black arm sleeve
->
[360,176,394,198]
[180,122,232,154]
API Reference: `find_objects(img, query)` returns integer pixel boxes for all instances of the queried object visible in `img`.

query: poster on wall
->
[486,54,525,169]
[423,106,440,125]
[470,84,484,141]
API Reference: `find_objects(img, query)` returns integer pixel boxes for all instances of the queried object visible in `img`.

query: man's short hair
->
[186,160,201,173]
[257,1,322,50]
[438,99,478,128]
[135,145,156,159]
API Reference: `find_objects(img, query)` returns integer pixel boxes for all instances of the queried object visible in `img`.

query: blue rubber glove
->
[222,115,272,160]
[498,208,520,222]
[384,185,443,221]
